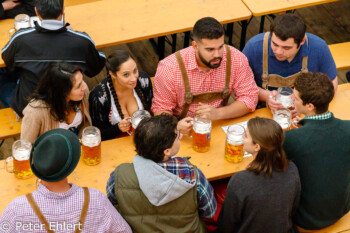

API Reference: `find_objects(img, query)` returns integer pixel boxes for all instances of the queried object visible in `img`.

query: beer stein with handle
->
[224,125,245,163]
[5,140,33,179]
[192,115,212,153]
[273,108,292,131]
[275,87,294,109]
[9,14,31,38]
[81,126,101,165]
[129,110,151,135]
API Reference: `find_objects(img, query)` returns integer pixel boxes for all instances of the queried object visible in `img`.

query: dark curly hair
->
[193,17,224,41]
[294,72,334,114]
[134,114,178,163]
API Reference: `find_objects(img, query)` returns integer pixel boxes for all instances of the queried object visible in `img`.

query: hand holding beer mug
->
[192,115,211,153]
[273,108,292,131]
[82,126,101,165]
[5,140,33,179]
[9,14,31,38]
[276,87,294,110]
[129,110,151,135]
[225,125,245,163]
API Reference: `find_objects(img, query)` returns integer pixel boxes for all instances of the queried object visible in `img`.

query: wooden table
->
[242,0,339,34]
[1,83,350,215]
[0,0,251,66]
[0,108,21,140]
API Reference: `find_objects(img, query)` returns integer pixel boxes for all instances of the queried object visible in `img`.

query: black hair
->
[193,17,224,41]
[35,0,64,19]
[105,50,149,119]
[270,14,306,47]
[30,63,83,122]
[134,114,178,162]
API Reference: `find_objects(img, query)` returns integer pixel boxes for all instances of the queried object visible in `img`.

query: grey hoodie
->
[133,155,196,206]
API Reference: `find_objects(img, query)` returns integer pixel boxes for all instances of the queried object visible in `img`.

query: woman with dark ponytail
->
[89,50,153,140]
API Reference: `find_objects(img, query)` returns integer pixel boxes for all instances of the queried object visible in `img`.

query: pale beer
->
[276,87,294,109]
[5,140,33,179]
[82,127,101,165]
[224,125,245,163]
[129,110,151,135]
[192,116,211,153]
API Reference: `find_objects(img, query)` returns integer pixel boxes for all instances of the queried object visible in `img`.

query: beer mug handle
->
[9,28,16,38]
[5,156,14,173]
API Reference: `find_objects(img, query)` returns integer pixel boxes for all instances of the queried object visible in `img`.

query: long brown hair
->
[246,117,288,177]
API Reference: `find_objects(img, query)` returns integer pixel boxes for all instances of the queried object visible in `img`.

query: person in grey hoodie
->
[106,114,217,233]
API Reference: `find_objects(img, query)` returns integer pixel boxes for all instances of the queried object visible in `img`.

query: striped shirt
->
[106,156,217,218]
[151,46,259,118]
[0,184,132,233]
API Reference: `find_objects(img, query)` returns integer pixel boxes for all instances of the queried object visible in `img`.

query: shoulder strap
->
[26,193,55,233]
[262,32,270,89]
[222,45,231,106]
[301,34,308,72]
[75,187,90,233]
[176,51,193,119]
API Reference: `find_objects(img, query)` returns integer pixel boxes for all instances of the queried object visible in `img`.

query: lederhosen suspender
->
[261,32,309,89]
[175,45,232,119]
[26,187,90,233]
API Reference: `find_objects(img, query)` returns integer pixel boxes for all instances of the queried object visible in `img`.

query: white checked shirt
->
[0,183,132,233]
[151,46,259,118]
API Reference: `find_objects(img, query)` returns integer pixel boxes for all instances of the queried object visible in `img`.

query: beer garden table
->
[1,83,350,215]
[241,0,340,34]
[0,0,252,66]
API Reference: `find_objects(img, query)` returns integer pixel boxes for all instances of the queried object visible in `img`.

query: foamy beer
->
[5,140,33,179]
[192,115,212,153]
[225,125,245,163]
[82,126,101,165]
[130,110,151,135]
[276,87,294,110]
[273,108,292,131]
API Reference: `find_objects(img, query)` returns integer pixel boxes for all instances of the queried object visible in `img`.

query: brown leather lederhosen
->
[175,45,232,119]
[25,187,90,233]
[261,32,309,89]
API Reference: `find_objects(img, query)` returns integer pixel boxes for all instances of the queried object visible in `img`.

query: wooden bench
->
[0,108,21,140]
[297,211,350,232]
[329,42,350,71]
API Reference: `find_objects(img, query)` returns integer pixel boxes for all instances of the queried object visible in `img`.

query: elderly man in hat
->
[0,129,131,233]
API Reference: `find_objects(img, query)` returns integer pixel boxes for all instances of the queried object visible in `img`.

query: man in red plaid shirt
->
[152,17,259,132]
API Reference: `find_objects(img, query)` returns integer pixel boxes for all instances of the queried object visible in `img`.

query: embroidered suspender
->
[261,32,309,89]
[175,45,232,119]
[26,187,90,233]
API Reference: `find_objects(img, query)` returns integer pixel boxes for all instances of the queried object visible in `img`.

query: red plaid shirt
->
[151,46,259,118]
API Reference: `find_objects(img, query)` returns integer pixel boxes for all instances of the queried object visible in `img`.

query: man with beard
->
[151,17,259,133]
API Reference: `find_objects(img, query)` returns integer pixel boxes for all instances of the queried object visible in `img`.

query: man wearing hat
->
[0,129,131,233]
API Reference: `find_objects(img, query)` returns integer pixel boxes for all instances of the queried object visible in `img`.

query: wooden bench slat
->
[0,108,21,140]
[329,42,350,71]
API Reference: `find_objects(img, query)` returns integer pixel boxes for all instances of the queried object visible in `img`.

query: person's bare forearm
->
[212,101,251,120]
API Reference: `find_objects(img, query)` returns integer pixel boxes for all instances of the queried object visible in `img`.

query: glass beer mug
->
[273,108,292,131]
[81,126,101,165]
[192,115,211,153]
[5,140,33,179]
[129,110,151,135]
[225,125,245,163]
[275,87,294,109]
[9,14,31,37]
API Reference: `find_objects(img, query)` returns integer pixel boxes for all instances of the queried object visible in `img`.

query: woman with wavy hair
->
[21,63,91,144]
[89,50,153,140]
[216,117,301,233]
